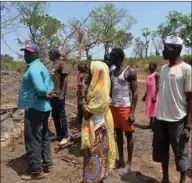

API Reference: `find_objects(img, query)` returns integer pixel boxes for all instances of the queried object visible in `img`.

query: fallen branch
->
[60,155,80,165]
[0,107,18,123]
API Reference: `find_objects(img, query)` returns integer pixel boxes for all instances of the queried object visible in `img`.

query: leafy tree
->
[89,3,136,55]
[157,11,192,47]
[12,2,64,58]
[112,31,133,49]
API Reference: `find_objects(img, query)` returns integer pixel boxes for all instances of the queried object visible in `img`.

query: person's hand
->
[183,128,190,142]
[152,97,157,103]
[59,92,65,100]
[47,91,57,98]
[129,113,135,124]
[142,95,146,102]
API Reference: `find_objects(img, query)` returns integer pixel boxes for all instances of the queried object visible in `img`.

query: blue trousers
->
[50,98,68,138]
[24,108,52,174]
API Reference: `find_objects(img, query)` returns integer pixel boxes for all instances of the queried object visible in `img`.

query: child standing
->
[142,62,159,128]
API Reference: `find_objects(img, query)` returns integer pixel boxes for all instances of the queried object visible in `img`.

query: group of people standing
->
[17,35,191,183]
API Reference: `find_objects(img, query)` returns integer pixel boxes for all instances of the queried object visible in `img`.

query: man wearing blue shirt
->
[18,44,55,180]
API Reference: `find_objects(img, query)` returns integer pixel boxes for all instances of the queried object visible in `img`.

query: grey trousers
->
[24,108,52,174]
[152,116,189,172]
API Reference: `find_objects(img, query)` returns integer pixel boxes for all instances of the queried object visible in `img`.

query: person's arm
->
[154,72,159,98]
[152,72,160,103]
[81,84,93,120]
[186,95,192,129]
[29,67,48,97]
[184,66,192,130]
[60,62,68,99]
[81,97,93,120]
[126,68,138,117]
[142,92,146,101]
[110,71,113,98]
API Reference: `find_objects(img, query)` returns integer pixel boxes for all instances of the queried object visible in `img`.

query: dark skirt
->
[83,125,109,183]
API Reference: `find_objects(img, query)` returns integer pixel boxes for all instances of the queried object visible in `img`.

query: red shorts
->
[110,106,134,132]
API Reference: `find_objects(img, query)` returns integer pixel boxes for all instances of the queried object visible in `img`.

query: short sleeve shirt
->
[48,61,68,95]
[156,61,192,122]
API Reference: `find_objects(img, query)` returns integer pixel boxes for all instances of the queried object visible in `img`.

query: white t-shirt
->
[156,61,192,122]
[93,114,105,130]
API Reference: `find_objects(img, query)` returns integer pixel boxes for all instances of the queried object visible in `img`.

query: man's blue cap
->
[20,44,40,54]
[49,48,61,55]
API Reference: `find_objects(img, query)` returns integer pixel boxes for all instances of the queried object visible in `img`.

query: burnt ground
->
[1,71,191,183]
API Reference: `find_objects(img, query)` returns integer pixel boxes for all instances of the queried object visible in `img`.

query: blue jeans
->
[50,98,68,138]
[24,108,52,174]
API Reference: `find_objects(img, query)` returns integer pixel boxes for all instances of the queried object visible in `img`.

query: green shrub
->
[182,55,192,66]
[1,61,26,74]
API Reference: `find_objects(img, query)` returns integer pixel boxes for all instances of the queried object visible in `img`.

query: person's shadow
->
[134,123,152,130]
[6,154,28,176]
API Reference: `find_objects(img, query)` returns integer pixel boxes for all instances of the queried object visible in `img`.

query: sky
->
[1,1,191,60]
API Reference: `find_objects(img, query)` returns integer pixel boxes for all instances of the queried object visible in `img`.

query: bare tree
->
[134,38,145,58]
[1,2,21,38]
[67,17,98,60]
[141,28,151,57]
[60,10,93,53]
[151,31,164,56]
[68,18,85,59]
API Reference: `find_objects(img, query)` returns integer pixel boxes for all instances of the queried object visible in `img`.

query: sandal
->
[121,164,132,174]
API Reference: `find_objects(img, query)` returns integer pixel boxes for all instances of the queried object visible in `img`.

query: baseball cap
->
[49,48,61,55]
[165,36,183,45]
[20,44,40,53]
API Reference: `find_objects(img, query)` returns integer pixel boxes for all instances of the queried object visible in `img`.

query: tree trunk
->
[145,48,147,57]
[104,43,109,56]
[77,46,82,60]
[85,48,89,60]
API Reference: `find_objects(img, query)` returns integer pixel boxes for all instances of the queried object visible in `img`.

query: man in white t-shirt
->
[152,36,192,183]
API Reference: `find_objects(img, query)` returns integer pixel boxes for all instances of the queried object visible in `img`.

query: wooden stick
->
[60,155,80,165]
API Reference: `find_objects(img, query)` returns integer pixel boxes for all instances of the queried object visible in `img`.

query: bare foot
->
[115,159,125,169]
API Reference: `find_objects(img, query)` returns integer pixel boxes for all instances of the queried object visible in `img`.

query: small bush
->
[182,55,192,66]
[1,61,26,74]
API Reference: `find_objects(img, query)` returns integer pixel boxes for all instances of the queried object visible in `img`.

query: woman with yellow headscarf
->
[80,61,116,183]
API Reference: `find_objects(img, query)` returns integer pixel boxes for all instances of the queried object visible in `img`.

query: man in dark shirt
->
[48,48,69,146]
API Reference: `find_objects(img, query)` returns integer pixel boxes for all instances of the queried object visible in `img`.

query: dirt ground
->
[1,71,191,183]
